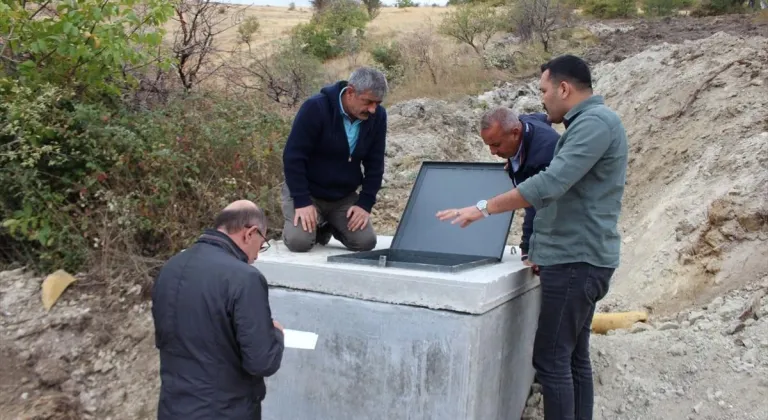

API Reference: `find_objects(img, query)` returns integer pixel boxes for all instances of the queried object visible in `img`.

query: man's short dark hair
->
[540,55,593,92]
[214,207,267,233]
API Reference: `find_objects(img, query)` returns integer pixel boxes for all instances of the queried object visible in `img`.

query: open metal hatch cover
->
[327,161,515,273]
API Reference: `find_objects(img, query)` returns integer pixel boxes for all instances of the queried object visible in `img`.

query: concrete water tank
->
[255,162,541,420]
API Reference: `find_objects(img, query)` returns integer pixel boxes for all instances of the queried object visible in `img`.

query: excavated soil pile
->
[591,31,768,313]
[583,14,768,64]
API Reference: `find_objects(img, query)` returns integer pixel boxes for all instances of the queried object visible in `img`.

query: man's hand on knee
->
[294,205,318,233]
[346,205,370,232]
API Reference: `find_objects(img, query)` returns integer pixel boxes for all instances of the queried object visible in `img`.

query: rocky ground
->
[1,13,768,420]
[523,276,768,420]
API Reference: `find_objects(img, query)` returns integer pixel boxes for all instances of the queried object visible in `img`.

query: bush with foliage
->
[582,0,637,18]
[438,4,504,55]
[0,80,291,273]
[691,0,744,15]
[292,0,370,61]
[0,0,295,274]
[643,0,686,16]
[370,41,405,84]
[0,0,174,98]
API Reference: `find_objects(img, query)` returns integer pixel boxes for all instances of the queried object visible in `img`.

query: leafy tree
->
[439,4,503,55]
[362,0,383,19]
[292,0,369,60]
[0,0,174,98]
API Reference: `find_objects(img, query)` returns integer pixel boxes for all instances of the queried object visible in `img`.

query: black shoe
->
[316,223,332,246]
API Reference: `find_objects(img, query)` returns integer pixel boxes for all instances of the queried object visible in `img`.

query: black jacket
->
[282,80,387,212]
[507,113,560,255]
[151,229,284,420]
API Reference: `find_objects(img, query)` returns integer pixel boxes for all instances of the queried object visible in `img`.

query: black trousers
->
[533,262,614,420]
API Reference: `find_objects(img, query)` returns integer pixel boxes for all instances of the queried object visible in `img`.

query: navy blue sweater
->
[282,81,387,212]
[508,113,560,255]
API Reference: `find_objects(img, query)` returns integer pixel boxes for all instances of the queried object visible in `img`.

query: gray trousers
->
[280,184,377,252]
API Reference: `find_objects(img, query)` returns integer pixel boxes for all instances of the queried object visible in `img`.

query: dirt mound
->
[590,31,768,313]
[583,15,768,64]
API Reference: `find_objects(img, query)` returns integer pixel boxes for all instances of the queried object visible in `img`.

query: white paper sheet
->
[283,329,318,350]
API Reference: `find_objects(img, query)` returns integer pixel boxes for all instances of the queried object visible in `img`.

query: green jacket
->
[516,95,628,268]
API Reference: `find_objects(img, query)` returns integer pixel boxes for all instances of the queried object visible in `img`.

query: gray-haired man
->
[281,67,388,252]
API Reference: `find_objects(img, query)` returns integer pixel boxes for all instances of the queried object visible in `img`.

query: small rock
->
[688,311,706,324]
[709,296,724,310]
[531,383,542,394]
[21,392,29,400]
[742,348,758,364]
[724,320,745,335]
[631,322,653,333]
[693,401,703,413]
[658,322,680,331]
[34,359,69,387]
[718,300,743,320]
[669,343,687,356]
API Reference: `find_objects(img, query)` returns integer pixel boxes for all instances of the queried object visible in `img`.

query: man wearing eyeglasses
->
[151,200,284,420]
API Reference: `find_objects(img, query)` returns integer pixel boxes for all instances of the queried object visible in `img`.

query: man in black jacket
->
[281,66,388,253]
[151,200,284,420]
[478,107,560,272]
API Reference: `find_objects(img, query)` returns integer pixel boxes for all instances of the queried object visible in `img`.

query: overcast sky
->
[221,0,449,7]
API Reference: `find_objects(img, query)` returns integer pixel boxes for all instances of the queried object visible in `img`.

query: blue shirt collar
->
[339,86,352,120]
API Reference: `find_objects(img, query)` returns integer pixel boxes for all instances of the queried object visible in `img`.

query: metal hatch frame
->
[326,161,515,273]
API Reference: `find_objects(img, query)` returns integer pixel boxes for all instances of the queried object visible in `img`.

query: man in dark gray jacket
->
[151,200,285,420]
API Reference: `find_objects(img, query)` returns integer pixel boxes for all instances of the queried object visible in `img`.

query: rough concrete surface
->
[255,236,537,314]
[263,284,541,420]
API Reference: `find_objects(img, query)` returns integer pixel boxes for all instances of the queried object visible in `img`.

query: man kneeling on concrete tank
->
[478,106,559,270]
[281,67,388,252]
[151,200,284,420]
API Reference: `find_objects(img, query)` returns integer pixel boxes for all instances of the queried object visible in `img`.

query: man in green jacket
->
[437,54,628,420]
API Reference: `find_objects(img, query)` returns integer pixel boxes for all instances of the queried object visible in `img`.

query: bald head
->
[479,106,524,160]
[214,200,267,234]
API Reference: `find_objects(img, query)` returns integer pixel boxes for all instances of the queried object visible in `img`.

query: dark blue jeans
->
[533,262,614,420]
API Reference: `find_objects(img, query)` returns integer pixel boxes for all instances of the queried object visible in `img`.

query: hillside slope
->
[593,32,768,313]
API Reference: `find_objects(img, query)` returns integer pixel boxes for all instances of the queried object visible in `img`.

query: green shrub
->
[0,79,291,273]
[582,0,637,18]
[643,0,682,16]
[293,0,370,61]
[0,80,144,270]
[0,0,173,99]
[370,42,405,85]
[691,0,744,15]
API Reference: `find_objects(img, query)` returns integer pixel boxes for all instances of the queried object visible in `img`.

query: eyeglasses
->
[246,224,270,253]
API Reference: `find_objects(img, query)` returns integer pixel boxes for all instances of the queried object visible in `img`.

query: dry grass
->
[167,5,455,54]
[163,4,598,104]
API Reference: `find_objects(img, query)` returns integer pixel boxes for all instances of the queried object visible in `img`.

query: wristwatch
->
[476,199,489,217]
